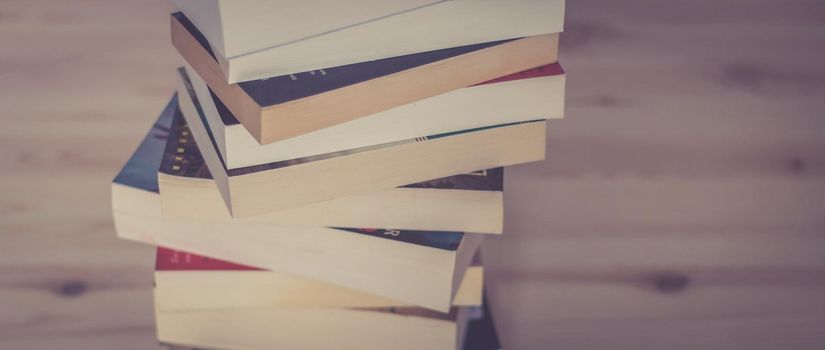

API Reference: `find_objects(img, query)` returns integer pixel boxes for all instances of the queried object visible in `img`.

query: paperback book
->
[172,11,558,143]
[173,67,547,217]
[113,98,484,311]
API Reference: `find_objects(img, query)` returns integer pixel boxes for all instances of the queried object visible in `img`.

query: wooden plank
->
[0,286,164,350]
[0,1,173,348]
[486,277,825,350]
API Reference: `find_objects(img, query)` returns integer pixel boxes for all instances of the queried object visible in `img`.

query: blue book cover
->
[112,96,177,193]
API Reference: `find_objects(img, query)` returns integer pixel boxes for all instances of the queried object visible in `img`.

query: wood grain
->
[1,0,824,349]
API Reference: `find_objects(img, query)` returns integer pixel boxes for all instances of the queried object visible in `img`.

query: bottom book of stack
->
[154,248,501,350]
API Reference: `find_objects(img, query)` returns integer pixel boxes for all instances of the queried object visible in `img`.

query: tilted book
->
[172,11,558,143]
[172,0,565,83]
[185,62,564,170]
[173,67,546,217]
[113,98,483,310]
[154,247,483,310]
[162,81,509,232]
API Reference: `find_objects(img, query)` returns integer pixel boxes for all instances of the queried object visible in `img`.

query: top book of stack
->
[171,0,565,144]
[172,0,566,83]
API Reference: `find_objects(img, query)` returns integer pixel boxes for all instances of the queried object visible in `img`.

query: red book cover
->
[475,62,564,86]
[155,247,260,271]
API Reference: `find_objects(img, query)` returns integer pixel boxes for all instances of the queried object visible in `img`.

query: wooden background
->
[1,0,824,349]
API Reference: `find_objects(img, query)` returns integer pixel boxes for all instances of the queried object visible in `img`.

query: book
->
[185,61,565,169]
[117,97,506,234]
[159,106,507,234]
[171,0,565,83]
[161,300,501,350]
[172,68,546,217]
[171,11,559,144]
[156,290,502,350]
[157,306,477,350]
[154,247,483,311]
[113,98,484,311]
[162,162,506,234]
[169,1,435,62]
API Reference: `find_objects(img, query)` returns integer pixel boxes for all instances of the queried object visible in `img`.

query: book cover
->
[113,96,177,193]
[156,246,260,271]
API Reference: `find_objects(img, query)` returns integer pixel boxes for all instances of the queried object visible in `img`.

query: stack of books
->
[112,1,566,349]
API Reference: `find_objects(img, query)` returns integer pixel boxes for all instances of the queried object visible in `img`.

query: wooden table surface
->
[2,1,824,349]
